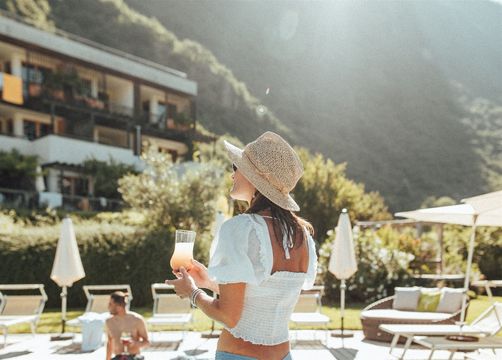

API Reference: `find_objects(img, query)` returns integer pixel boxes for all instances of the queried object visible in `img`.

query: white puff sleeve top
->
[208,214,318,345]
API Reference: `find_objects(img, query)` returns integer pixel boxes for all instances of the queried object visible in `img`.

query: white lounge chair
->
[146,284,192,340]
[414,335,502,360]
[0,284,48,346]
[290,286,330,344]
[380,302,502,359]
[66,284,132,328]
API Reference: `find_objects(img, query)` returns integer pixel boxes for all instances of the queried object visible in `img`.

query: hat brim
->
[223,140,300,211]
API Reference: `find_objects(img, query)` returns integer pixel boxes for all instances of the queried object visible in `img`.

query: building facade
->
[0,14,202,210]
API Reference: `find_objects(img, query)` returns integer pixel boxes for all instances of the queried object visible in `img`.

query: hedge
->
[0,222,196,308]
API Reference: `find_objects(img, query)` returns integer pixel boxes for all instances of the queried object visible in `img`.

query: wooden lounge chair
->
[0,284,48,346]
[146,283,192,340]
[66,284,132,328]
[290,286,330,344]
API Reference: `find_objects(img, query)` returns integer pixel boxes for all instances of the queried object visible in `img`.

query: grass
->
[8,295,501,335]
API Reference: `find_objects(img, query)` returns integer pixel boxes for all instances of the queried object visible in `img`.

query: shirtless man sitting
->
[105,291,150,360]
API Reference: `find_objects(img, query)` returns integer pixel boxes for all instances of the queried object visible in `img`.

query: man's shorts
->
[111,355,145,360]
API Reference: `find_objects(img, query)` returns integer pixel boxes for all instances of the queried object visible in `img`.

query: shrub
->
[82,158,137,199]
[118,145,225,233]
[319,226,416,304]
[0,149,38,190]
[0,217,170,307]
[293,148,391,247]
[0,210,215,308]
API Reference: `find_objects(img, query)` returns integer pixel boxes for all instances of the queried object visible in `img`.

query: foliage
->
[294,148,391,246]
[421,196,457,208]
[82,158,136,199]
[0,149,38,190]
[118,145,225,233]
[1,0,54,30]
[458,95,502,192]
[319,226,416,304]
[0,211,217,308]
[471,227,502,295]
[124,0,502,212]
[173,112,193,127]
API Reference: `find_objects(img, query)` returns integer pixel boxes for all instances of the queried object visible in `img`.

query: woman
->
[167,131,317,360]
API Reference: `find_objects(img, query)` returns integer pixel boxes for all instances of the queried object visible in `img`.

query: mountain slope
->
[125,0,502,210]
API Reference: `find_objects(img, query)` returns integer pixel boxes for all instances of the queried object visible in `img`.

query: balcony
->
[23,82,197,143]
[0,133,143,168]
[0,187,124,212]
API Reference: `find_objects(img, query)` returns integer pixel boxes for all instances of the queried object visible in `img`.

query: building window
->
[40,123,51,137]
[23,119,51,140]
[23,120,37,140]
[61,175,89,197]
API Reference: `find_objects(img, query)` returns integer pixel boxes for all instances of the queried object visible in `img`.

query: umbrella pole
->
[61,286,67,334]
[461,218,477,323]
[332,279,353,339]
[50,286,73,341]
[341,279,345,339]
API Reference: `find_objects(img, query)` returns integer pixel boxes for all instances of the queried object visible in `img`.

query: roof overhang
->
[0,15,197,96]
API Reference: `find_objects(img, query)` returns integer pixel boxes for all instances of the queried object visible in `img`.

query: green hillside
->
[125,0,502,210]
[3,0,501,211]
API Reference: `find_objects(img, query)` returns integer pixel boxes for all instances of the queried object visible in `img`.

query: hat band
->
[243,151,290,195]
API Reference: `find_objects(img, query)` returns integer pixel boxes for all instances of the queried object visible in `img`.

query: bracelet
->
[190,288,204,308]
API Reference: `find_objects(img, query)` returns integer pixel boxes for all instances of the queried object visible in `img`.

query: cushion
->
[436,287,464,313]
[393,287,421,311]
[360,309,453,322]
[417,289,441,312]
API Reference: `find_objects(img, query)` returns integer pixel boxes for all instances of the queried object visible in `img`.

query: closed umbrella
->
[50,217,85,339]
[395,190,502,321]
[329,209,358,338]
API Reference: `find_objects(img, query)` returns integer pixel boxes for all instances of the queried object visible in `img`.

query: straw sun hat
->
[224,131,304,211]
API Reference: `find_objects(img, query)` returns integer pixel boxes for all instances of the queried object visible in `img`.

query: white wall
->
[0,134,143,170]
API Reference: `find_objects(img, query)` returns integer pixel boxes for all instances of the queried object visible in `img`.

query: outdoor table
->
[471,280,502,303]
[413,335,502,360]
[379,324,488,360]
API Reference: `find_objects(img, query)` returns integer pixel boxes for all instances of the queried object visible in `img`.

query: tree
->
[0,149,38,190]
[293,148,391,246]
[82,158,136,199]
[118,145,225,233]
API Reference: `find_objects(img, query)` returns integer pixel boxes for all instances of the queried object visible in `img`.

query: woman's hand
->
[165,267,197,298]
[187,259,213,290]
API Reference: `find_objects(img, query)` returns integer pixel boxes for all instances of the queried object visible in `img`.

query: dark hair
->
[245,192,314,249]
[110,291,128,307]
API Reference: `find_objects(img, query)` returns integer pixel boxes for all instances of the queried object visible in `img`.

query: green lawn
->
[8,295,501,335]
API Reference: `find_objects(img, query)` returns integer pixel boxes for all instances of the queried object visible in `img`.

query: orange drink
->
[170,230,196,271]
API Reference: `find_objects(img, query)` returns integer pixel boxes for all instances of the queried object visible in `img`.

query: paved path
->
[1,331,499,359]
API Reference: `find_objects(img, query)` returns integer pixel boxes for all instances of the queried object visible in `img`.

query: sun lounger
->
[66,284,132,328]
[0,284,48,346]
[379,302,502,359]
[413,335,502,360]
[146,284,192,340]
[290,287,330,344]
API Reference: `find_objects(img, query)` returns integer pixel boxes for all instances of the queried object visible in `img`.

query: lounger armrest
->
[362,296,395,311]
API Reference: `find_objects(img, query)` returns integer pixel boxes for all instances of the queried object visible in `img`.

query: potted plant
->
[173,112,193,129]
[28,83,42,97]
[42,71,65,100]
